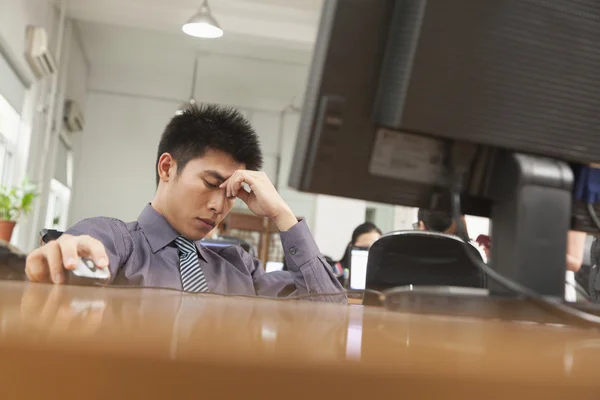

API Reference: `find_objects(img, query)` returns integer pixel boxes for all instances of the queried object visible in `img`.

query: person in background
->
[475,234,491,261]
[414,208,470,238]
[415,208,487,262]
[336,222,383,273]
[565,230,587,302]
[567,231,587,273]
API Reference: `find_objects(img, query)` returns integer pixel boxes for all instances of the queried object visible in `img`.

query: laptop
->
[349,248,369,290]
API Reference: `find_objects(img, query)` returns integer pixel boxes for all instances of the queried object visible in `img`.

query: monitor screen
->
[350,248,369,290]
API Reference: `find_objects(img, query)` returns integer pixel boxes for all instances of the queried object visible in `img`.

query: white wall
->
[394,206,419,231]
[464,215,490,240]
[69,92,174,224]
[366,202,395,234]
[313,195,367,260]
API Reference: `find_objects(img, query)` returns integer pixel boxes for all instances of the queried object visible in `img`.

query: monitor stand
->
[487,152,573,300]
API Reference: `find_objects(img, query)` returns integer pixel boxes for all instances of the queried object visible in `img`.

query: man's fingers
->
[57,235,79,270]
[76,235,109,268]
[25,234,110,285]
[236,188,251,204]
[25,250,51,282]
[45,242,66,284]
[226,171,248,198]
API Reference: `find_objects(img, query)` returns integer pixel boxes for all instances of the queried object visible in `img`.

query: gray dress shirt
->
[66,204,346,303]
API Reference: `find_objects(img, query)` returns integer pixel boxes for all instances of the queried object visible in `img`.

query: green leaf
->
[0,178,38,221]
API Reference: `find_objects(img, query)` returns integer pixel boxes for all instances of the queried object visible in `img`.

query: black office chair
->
[364,231,486,304]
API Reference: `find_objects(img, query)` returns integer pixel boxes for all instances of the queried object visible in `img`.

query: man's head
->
[416,209,454,233]
[153,104,263,240]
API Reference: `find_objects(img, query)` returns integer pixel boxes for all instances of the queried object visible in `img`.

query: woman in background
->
[336,222,383,273]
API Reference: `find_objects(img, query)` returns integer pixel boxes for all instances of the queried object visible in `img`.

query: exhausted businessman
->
[25,104,345,303]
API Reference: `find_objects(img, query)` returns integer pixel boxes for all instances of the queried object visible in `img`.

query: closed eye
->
[204,180,219,189]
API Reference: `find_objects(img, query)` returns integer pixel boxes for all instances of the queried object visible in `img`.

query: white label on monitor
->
[350,249,369,290]
[369,128,446,184]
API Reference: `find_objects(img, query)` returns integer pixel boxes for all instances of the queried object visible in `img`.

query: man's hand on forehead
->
[220,170,298,232]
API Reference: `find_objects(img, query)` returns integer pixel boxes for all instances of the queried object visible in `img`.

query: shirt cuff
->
[280,219,320,269]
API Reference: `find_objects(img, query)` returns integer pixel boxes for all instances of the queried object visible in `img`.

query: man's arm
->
[567,230,587,272]
[26,217,131,284]
[220,170,346,303]
[251,220,346,303]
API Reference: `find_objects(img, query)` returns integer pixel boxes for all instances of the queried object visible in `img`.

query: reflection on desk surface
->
[1,281,600,399]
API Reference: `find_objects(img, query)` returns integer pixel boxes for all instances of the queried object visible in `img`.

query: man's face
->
[164,150,245,241]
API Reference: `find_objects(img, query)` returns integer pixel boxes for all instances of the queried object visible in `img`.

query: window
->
[45,133,74,230]
[0,94,20,186]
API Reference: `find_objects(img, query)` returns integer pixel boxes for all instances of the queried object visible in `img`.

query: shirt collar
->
[137,204,207,261]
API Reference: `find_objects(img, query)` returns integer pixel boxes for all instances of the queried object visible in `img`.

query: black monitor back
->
[366,231,485,292]
[290,0,600,216]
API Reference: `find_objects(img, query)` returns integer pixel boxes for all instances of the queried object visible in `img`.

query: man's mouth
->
[197,218,216,228]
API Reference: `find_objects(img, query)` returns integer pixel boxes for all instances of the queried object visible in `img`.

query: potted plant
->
[0,179,37,242]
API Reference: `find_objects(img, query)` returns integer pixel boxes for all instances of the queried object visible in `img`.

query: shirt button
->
[289,247,297,256]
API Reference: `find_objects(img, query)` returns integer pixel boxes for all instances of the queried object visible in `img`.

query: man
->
[25,104,345,303]
[415,208,463,236]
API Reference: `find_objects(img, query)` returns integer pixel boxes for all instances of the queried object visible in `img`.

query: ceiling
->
[66,0,324,65]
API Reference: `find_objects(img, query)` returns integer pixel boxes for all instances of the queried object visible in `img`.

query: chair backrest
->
[366,231,486,292]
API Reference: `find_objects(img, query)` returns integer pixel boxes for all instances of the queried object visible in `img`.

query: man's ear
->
[418,221,426,230]
[157,153,176,183]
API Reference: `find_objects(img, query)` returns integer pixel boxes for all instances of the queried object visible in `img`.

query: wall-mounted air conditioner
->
[24,26,56,79]
[63,100,84,132]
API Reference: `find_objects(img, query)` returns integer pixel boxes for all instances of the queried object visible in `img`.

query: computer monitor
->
[290,0,600,298]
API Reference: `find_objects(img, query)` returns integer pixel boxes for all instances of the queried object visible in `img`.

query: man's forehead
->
[203,169,229,181]
[185,154,245,179]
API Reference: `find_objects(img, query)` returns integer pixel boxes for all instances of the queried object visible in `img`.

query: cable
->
[450,191,600,328]
[587,202,600,232]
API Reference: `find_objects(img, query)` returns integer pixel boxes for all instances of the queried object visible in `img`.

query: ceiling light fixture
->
[182,0,223,39]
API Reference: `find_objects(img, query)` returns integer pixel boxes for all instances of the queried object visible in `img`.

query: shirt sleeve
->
[250,220,347,303]
[65,217,133,283]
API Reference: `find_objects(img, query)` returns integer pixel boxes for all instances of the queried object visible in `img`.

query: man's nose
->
[208,190,227,214]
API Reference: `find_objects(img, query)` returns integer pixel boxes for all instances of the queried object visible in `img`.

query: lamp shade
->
[182,1,223,38]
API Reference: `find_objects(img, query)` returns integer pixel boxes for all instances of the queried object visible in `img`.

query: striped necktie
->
[174,236,209,293]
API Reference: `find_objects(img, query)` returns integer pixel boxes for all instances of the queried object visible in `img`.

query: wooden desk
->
[1,281,599,399]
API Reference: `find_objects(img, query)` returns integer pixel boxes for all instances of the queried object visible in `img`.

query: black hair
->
[155,103,263,185]
[338,222,383,270]
[351,222,383,245]
[417,208,454,233]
